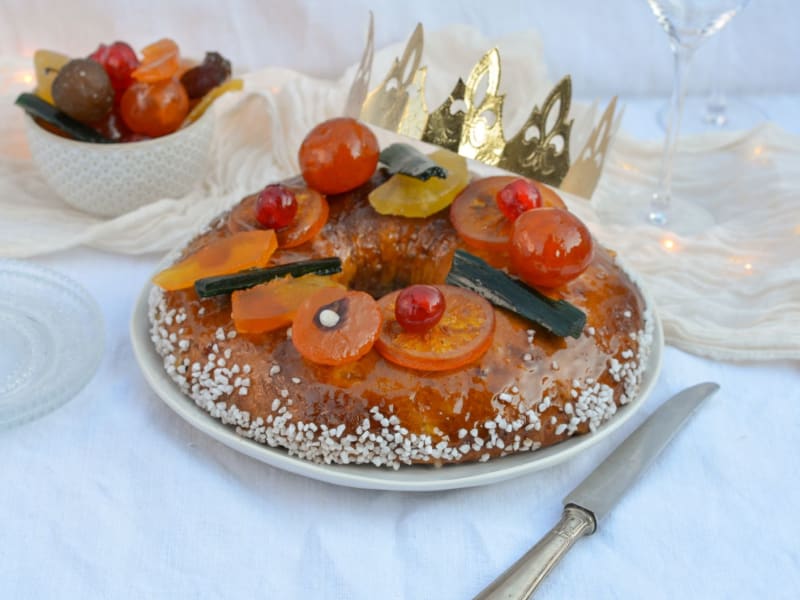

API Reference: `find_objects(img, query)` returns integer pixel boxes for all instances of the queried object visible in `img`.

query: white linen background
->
[1,2,799,600]
[1,0,799,96]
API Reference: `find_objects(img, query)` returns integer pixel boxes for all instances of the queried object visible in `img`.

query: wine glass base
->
[595,193,716,236]
[657,96,768,134]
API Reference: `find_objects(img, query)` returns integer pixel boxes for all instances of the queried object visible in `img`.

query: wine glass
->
[646,0,750,231]
[700,24,766,129]
[655,24,767,133]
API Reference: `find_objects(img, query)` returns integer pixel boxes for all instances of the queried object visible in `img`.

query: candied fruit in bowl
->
[131,38,180,83]
[51,58,114,124]
[120,78,189,137]
[180,52,232,99]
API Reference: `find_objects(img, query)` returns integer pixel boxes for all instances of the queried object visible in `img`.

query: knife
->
[474,381,720,600]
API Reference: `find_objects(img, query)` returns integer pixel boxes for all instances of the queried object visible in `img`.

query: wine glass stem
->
[650,44,695,226]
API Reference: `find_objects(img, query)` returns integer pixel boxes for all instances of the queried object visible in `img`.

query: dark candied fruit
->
[51,58,114,124]
[180,51,232,99]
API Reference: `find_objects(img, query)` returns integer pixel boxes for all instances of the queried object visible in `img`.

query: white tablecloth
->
[2,4,800,598]
[1,97,798,598]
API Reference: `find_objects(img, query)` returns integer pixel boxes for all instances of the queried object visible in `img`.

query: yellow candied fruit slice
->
[368,149,468,218]
[34,49,70,104]
[182,78,243,126]
[152,230,277,291]
[231,273,345,334]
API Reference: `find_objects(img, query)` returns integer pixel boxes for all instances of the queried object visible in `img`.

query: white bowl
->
[24,110,215,218]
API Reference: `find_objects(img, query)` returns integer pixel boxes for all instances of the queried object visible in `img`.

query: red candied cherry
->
[496,178,542,222]
[510,208,594,289]
[255,184,298,229]
[395,284,447,333]
[90,41,140,93]
[298,117,379,195]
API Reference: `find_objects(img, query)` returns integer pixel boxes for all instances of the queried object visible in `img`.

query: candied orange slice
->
[450,176,565,253]
[292,288,382,366]
[368,149,468,218]
[132,39,180,83]
[152,230,277,291]
[231,274,345,334]
[228,185,329,248]
[375,285,495,371]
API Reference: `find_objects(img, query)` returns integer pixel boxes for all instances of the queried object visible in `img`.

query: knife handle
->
[473,505,595,600]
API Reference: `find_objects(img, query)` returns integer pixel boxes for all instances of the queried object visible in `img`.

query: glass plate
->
[131,277,663,492]
[0,260,104,429]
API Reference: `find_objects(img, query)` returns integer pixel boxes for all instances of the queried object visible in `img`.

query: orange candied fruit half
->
[375,285,495,371]
[231,274,345,334]
[132,38,180,83]
[292,287,383,366]
[152,230,278,291]
[450,176,565,253]
[227,184,329,249]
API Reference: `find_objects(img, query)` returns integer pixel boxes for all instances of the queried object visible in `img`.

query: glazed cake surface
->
[149,174,653,469]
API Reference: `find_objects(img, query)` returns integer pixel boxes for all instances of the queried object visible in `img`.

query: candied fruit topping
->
[231,274,345,334]
[394,285,446,333]
[152,230,278,291]
[298,118,379,195]
[375,285,495,371]
[451,176,566,254]
[256,184,298,230]
[229,185,329,249]
[292,288,383,366]
[510,208,594,289]
[368,149,468,218]
[496,178,542,222]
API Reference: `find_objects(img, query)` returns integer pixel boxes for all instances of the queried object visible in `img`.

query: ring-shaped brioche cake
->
[148,135,654,469]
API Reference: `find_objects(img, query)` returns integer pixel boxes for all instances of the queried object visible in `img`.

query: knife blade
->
[474,382,720,600]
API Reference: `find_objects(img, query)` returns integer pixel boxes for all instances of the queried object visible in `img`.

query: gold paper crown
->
[344,19,622,199]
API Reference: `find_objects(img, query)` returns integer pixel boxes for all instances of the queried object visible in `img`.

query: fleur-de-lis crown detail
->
[347,21,621,198]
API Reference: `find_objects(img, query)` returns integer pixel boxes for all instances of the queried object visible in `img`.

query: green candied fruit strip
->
[15,93,110,143]
[194,257,343,298]
[446,249,586,338]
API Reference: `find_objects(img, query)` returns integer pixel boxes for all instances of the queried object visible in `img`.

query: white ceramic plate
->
[131,281,662,492]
